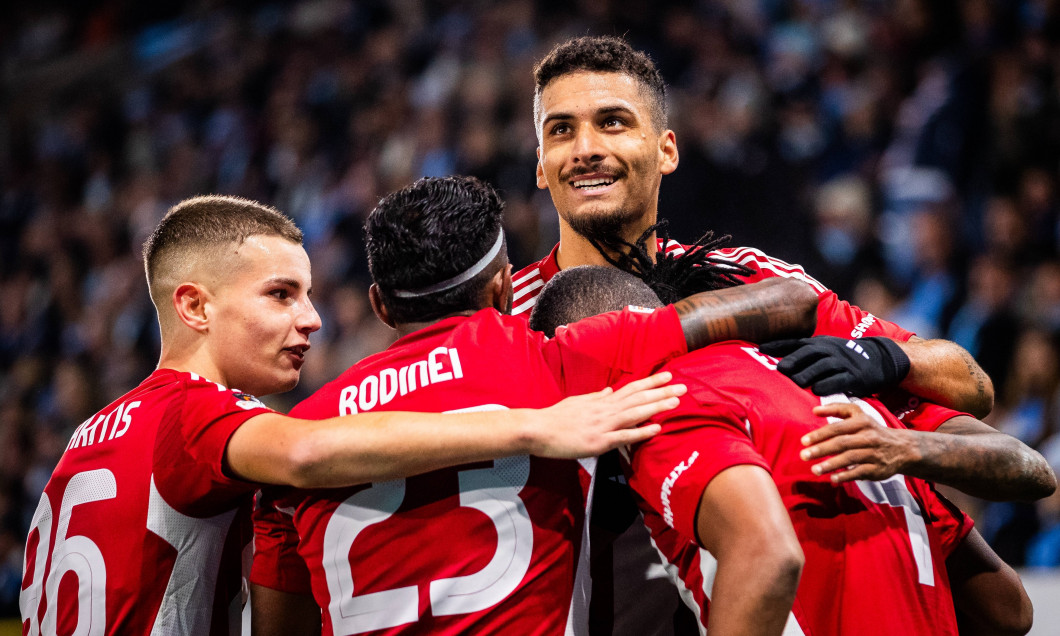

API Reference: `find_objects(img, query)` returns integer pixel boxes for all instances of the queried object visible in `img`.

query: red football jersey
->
[627,341,972,636]
[20,369,270,635]
[251,306,687,635]
[511,240,963,432]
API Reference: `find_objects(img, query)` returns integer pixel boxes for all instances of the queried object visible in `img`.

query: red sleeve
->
[812,291,915,341]
[876,390,969,432]
[709,246,916,342]
[917,482,974,558]
[153,376,272,515]
[546,304,688,394]
[628,395,770,542]
[251,487,313,594]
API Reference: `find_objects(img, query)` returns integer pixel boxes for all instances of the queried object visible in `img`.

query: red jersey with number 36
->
[20,369,271,636]
[626,341,971,636]
[251,306,687,635]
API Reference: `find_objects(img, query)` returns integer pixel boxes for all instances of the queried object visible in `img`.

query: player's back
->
[257,307,685,636]
[20,369,266,635]
[629,341,963,636]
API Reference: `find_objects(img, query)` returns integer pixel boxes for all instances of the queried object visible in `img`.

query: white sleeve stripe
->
[710,247,828,294]
[513,296,538,315]
[513,278,545,301]
[512,268,541,287]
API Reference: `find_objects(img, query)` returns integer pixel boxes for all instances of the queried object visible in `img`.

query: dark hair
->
[365,175,507,324]
[534,35,668,132]
[143,194,302,307]
[586,221,753,303]
[529,266,662,337]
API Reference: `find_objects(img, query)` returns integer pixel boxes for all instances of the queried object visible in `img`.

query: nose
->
[297,299,322,336]
[571,123,605,165]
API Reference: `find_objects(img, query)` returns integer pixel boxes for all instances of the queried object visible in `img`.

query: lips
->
[284,344,309,367]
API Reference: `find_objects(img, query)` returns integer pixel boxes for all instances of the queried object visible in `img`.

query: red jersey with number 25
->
[20,369,270,636]
[627,341,971,636]
[251,306,687,636]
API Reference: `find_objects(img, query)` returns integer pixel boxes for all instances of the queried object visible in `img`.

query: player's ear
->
[490,263,514,314]
[368,283,397,329]
[536,147,547,190]
[659,129,678,175]
[172,282,210,333]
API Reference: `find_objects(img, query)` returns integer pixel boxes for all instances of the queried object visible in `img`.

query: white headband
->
[391,228,505,298]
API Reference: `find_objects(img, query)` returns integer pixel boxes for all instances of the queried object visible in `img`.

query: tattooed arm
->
[802,406,1056,501]
[897,336,994,419]
[675,278,818,351]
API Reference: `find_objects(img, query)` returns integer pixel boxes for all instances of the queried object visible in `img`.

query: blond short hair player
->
[18,195,683,634]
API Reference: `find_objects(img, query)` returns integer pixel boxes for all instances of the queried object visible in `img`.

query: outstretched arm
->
[675,278,818,351]
[695,464,804,636]
[802,405,1056,501]
[898,336,994,418]
[226,372,683,488]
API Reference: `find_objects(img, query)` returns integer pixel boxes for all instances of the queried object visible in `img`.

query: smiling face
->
[204,234,322,396]
[536,71,678,242]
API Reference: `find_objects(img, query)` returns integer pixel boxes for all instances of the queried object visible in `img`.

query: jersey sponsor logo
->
[232,391,267,410]
[850,314,877,339]
[626,305,656,314]
[339,346,464,415]
[661,451,699,527]
[66,400,142,451]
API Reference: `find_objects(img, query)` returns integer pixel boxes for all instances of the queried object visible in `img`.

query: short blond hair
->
[142,195,302,323]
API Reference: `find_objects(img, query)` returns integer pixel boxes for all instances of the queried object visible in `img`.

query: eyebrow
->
[265,277,303,290]
[542,105,637,128]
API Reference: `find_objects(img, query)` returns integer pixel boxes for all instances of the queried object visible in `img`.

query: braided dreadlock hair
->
[585,221,754,304]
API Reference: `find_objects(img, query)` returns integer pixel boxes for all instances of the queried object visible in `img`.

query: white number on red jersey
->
[321,405,534,633]
[819,395,935,585]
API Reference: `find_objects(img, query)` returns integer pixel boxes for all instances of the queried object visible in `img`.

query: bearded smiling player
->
[513,35,1048,635]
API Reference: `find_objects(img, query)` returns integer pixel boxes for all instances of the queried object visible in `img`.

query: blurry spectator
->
[947,255,1021,396]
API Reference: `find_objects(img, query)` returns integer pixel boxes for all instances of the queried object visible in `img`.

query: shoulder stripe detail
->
[709,247,828,294]
[513,296,538,316]
[512,268,541,288]
[513,278,545,302]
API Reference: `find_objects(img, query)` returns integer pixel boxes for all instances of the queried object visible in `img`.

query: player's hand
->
[529,372,684,459]
[800,403,917,483]
[759,336,911,396]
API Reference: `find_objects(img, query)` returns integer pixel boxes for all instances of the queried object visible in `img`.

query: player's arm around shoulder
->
[695,464,803,636]
[674,278,818,351]
[801,406,1056,501]
[896,335,994,418]
[223,373,682,488]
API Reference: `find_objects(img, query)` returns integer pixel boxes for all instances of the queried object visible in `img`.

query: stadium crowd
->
[3,0,1060,617]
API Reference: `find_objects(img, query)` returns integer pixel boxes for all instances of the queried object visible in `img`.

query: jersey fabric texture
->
[628,341,972,636]
[20,369,270,635]
[250,306,687,636]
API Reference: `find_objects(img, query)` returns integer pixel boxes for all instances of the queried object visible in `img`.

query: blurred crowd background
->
[4,0,1060,617]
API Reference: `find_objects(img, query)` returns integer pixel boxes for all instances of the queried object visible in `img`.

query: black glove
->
[758,336,911,397]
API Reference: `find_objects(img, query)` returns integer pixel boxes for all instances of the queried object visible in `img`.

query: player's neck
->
[157,340,229,389]
[394,309,484,338]
[556,222,658,270]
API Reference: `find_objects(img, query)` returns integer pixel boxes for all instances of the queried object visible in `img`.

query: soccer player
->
[516,35,1029,634]
[18,194,688,634]
[249,176,819,634]
[531,265,1044,635]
